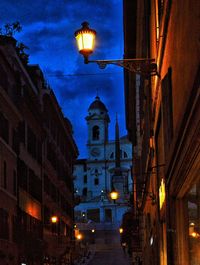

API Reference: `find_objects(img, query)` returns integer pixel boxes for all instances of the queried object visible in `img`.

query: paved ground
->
[88,244,131,265]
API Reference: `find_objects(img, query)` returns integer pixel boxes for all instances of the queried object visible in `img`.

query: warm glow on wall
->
[19,191,41,220]
[159,179,166,209]
[149,137,153,148]
[76,233,83,240]
[189,223,200,238]
[119,228,123,234]
[190,232,200,238]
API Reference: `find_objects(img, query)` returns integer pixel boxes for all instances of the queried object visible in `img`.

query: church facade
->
[74,96,132,232]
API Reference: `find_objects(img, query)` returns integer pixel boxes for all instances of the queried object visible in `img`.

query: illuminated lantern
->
[110,189,119,201]
[74,22,96,62]
[51,216,58,223]
[119,228,123,234]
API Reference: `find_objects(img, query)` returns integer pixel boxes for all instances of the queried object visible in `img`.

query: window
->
[158,0,164,23]
[110,152,114,159]
[51,183,58,203]
[44,174,50,195]
[0,208,9,239]
[87,209,100,222]
[84,174,87,184]
[75,210,81,221]
[82,187,87,197]
[105,209,112,222]
[27,126,37,158]
[13,170,17,196]
[92,126,100,140]
[29,169,42,202]
[0,113,9,143]
[187,180,200,264]
[18,159,28,191]
[3,161,7,189]
[162,68,173,158]
[12,215,18,242]
[44,206,51,226]
[47,141,57,169]
[12,128,19,154]
[0,65,8,91]
[18,121,25,144]
[124,151,128,158]
[94,178,99,185]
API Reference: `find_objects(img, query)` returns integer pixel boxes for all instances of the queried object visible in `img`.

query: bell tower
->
[86,96,110,159]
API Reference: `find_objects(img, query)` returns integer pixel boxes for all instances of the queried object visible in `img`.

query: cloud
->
[0,0,125,157]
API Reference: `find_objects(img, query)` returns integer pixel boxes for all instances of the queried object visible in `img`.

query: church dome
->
[88,96,107,112]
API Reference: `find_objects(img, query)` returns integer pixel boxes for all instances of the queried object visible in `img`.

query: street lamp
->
[76,233,83,240]
[119,227,123,234]
[74,22,96,62]
[51,216,58,223]
[110,188,119,203]
[74,22,157,75]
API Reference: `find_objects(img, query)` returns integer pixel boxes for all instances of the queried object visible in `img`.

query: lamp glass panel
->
[110,191,118,200]
[76,32,95,52]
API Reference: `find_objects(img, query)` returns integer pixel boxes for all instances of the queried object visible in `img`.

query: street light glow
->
[51,216,58,223]
[76,233,83,240]
[74,22,96,58]
[110,190,119,200]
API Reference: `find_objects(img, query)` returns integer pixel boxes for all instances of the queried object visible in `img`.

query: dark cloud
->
[0,0,125,158]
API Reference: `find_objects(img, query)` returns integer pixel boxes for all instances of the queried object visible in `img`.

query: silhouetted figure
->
[121,242,127,254]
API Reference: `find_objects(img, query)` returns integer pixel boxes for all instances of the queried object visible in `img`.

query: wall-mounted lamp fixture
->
[51,216,58,223]
[119,227,123,234]
[110,187,119,203]
[74,22,157,76]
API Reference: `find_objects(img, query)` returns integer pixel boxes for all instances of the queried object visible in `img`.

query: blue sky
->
[0,0,126,158]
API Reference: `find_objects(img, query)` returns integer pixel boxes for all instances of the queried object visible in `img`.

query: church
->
[73,95,132,234]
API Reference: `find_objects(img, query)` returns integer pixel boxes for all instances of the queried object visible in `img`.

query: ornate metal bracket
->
[84,57,158,76]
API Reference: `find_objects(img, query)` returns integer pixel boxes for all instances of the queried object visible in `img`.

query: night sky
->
[0,0,126,158]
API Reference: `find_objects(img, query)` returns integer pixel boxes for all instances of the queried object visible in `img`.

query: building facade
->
[123,1,200,265]
[74,96,132,241]
[0,36,78,265]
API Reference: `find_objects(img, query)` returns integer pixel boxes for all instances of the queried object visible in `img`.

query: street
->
[87,243,131,265]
